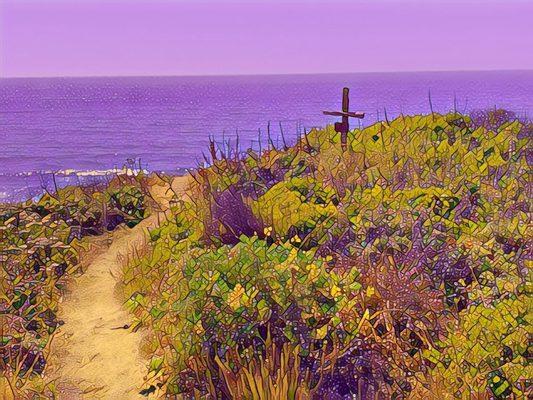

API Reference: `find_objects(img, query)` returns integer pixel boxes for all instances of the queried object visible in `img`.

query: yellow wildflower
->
[228,283,245,310]
[316,325,328,339]
[330,284,342,298]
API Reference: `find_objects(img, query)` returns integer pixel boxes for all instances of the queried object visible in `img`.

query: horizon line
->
[1,68,532,80]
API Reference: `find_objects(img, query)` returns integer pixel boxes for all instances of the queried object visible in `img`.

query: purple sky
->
[1,0,532,78]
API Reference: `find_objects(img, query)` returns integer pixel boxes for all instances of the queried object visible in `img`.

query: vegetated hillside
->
[124,110,531,399]
[0,176,149,398]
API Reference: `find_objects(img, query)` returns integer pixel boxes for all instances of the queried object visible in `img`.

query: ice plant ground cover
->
[121,110,532,399]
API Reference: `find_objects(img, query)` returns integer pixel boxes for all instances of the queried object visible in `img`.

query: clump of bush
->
[0,174,148,398]
[124,110,530,399]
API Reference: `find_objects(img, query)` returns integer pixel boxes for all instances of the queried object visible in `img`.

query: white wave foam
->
[3,167,150,178]
[56,167,149,177]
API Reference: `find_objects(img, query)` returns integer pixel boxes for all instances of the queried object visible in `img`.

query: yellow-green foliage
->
[423,292,531,398]
[251,177,337,236]
[122,112,531,399]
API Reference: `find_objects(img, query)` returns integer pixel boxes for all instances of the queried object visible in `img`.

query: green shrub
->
[122,111,531,399]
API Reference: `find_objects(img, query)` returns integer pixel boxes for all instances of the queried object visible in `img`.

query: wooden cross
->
[323,87,364,151]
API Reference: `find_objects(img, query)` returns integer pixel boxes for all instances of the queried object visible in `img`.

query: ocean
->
[1,70,532,202]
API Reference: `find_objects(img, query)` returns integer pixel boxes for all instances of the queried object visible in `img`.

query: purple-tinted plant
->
[469,109,518,131]
[208,184,265,245]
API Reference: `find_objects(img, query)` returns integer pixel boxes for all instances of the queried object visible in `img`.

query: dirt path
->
[52,176,188,399]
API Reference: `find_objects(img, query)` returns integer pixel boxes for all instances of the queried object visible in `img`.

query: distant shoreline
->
[2,68,533,81]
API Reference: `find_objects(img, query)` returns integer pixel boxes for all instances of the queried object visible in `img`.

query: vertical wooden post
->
[342,87,349,113]
[341,87,350,151]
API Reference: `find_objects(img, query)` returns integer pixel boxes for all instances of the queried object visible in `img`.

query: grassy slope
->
[122,110,531,399]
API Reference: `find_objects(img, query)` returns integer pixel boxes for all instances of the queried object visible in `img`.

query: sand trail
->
[53,176,189,399]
